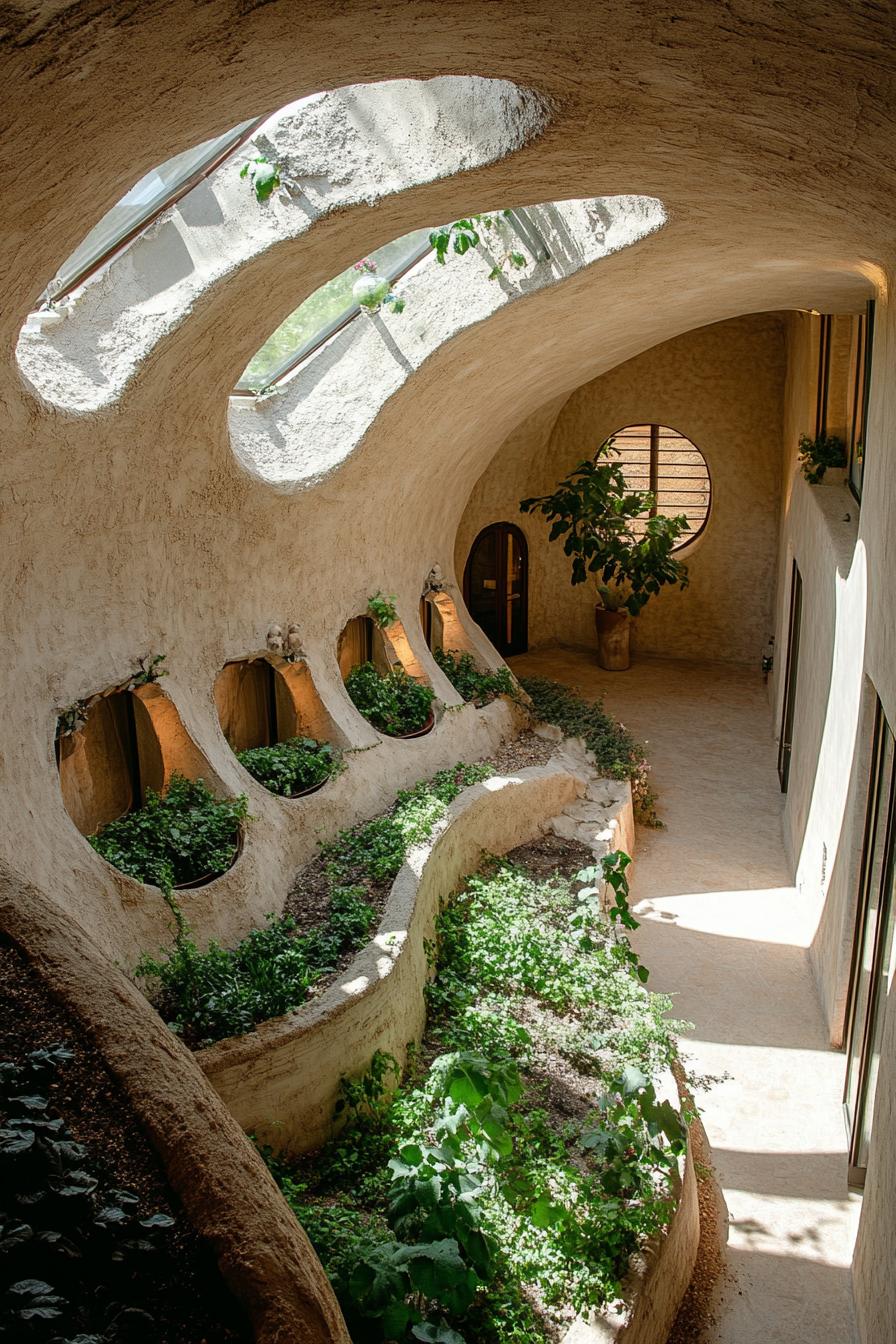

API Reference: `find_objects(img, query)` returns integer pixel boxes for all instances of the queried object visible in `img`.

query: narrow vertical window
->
[777,561,803,793]
[844,698,896,1184]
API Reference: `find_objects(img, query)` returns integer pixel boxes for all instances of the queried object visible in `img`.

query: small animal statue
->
[286,624,304,661]
[425,564,444,593]
[266,624,285,655]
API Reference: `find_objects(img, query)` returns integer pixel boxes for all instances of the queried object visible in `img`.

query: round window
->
[607,423,711,550]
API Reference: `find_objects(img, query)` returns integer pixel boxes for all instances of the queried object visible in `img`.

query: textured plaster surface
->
[17,77,551,412]
[512,649,861,1344]
[457,314,786,666]
[1,5,896,1340]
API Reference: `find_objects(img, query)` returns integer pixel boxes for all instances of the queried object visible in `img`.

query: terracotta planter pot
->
[287,775,330,799]
[594,606,631,671]
[391,711,435,740]
[173,829,242,890]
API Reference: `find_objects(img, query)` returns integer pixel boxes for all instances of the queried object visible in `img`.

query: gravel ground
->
[487,729,557,774]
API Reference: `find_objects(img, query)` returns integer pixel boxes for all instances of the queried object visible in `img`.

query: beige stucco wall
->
[766,299,896,1344]
[456,314,786,665]
[3,5,896,1341]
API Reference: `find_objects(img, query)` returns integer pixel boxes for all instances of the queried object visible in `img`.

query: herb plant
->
[797,432,847,484]
[519,675,660,826]
[0,1043,179,1343]
[137,763,492,1047]
[236,737,338,797]
[266,851,690,1342]
[367,592,399,628]
[520,441,690,614]
[345,663,435,737]
[432,650,514,706]
[89,774,248,895]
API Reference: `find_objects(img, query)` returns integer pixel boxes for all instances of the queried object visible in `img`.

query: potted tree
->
[520,441,690,670]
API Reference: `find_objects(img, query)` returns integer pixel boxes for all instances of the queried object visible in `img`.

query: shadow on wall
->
[215,652,342,753]
[57,681,225,838]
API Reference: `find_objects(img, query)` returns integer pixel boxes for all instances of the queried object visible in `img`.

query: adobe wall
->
[456,314,786,665]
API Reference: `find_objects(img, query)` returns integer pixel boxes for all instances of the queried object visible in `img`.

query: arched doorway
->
[463,523,528,657]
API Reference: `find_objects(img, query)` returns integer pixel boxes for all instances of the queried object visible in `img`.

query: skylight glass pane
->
[43,119,257,303]
[236,227,432,391]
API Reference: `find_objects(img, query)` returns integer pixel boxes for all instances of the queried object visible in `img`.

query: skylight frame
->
[231,209,552,398]
[231,230,434,396]
[39,116,265,309]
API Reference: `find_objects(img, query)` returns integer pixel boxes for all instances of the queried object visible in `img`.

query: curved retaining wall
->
[199,757,586,1152]
[563,1087,700,1344]
[0,866,350,1344]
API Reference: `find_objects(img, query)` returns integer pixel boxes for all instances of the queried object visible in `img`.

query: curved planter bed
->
[563,1074,699,1344]
[198,758,586,1153]
[197,736,698,1344]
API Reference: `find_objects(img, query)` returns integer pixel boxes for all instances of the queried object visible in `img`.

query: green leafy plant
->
[797,432,847,484]
[519,675,659,825]
[429,213,527,280]
[236,737,338,797]
[432,650,514,706]
[137,763,492,1046]
[89,774,248,896]
[127,653,167,688]
[520,440,690,615]
[0,1043,178,1342]
[346,663,435,737]
[240,155,282,202]
[266,849,689,1341]
[353,259,406,315]
[367,592,399,628]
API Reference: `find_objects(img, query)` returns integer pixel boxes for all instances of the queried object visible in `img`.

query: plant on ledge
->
[798,431,846,484]
[345,662,435,737]
[520,440,690,669]
[352,259,406,316]
[367,590,399,628]
[240,155,282,202]
[430,211,528,279]
[433,647,514,705]
[89,774,248,896]
[236,737,339,797]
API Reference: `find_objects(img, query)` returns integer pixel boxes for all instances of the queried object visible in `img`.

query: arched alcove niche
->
[214,653,342,752]
[57,682,220,839]
[420,590,478,658]
[17,76,550,413]
[337,615,427,683]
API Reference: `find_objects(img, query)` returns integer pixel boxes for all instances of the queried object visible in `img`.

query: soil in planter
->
[267,846,689,1344]
[0,938,248,1344]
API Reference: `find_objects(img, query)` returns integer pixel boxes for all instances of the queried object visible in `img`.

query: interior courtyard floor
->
[509,647,860,1344]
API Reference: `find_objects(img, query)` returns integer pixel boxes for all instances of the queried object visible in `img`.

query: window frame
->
[847,299,875,504]
[607,422,713,552]
[231,209,551,397]
[843,696,896,1185]
[39,117,264,309]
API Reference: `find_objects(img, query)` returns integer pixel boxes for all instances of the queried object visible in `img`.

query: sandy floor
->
[510,648,860,1344]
